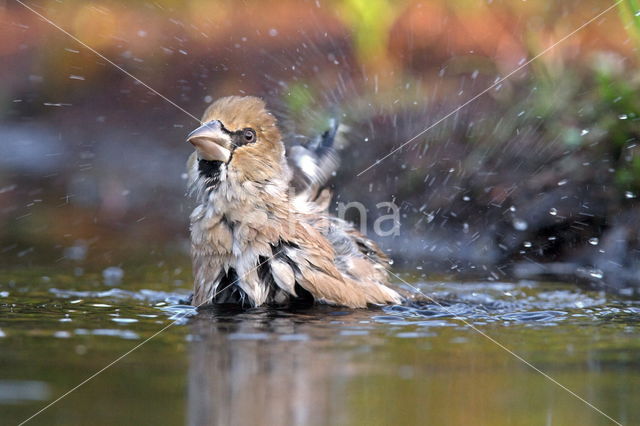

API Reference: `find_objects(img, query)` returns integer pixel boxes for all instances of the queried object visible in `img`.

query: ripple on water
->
[36,280,635,338]
[372,281,618,328]
[111,317,139,324]
[50,287,191,304]
[278,334,310,342]
[228,332,270,341]
[74,328,140,340]
[0,380,50,404]
[500,311,568,322]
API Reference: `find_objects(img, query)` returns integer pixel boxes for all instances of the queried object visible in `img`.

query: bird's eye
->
[242,128,256,143]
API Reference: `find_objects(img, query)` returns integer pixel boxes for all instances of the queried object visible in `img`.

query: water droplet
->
[268,28,278,37]
[588,237,599,246]
[589,269,603,279]
[102,266,124,286]
[523,241,532,248]
[625,191,636,199]
[549,208,558,216]
[557,179,568,186]
[54,331,71,339]
[462,196,471,201]
[512,218,528,231]
[64,243,87,261]
[112,318,138,324]
[619,114,628,120]
[580,129,589,136]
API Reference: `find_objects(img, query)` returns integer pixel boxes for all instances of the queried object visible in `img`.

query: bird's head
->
[187,96,285,186]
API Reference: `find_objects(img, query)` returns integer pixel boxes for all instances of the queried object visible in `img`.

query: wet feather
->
[187,96,402,308]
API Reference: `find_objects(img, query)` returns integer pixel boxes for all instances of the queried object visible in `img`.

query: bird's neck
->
[198,159,224,187]
[197,173,290,220]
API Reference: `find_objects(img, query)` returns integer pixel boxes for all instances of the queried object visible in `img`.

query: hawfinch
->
[186,96,402,308]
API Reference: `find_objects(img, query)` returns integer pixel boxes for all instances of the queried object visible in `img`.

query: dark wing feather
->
[287,119,347,200]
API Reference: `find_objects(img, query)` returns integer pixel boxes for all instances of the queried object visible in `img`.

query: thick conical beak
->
[186,120,232,162]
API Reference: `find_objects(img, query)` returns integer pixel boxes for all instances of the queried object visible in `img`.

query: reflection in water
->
[187,306,356,426]
[2,274,639,425]
[184,284,640,426]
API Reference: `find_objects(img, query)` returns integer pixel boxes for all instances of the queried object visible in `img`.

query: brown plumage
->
[186,96,402,308]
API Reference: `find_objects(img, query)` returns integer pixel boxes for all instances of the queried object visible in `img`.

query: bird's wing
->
[276,217,401,308]
[287,119,348,210]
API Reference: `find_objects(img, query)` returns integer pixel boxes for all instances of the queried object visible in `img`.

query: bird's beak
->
[186,120,232,162]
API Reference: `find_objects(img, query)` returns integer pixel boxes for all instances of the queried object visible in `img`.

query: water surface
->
[1,267,638,425]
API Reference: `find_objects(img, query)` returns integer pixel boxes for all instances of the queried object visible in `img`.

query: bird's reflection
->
[186,305,371,426]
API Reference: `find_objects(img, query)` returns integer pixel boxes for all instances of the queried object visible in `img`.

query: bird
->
[185,95,402,308]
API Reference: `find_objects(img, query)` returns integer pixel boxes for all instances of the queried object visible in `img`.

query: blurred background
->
[2,0,640,293]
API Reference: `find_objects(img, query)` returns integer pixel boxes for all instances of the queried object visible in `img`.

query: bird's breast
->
[190,211,234,255]
[190,202,284,257]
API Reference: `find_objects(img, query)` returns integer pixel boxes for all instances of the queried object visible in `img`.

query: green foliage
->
[285,83,314,116]
[618,0,640,43]
[337,0,403,66]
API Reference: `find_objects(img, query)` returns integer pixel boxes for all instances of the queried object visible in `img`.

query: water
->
[1,268,639,425]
